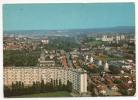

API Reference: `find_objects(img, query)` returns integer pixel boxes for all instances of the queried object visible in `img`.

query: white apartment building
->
[41,39,49,45]
[96,35,126,42]
[4,67,87,94]
[120,35,125,40]
[102,35,114,42]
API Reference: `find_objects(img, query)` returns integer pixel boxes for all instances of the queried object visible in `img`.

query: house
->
[109,84,119,91]
[97,85,107,95]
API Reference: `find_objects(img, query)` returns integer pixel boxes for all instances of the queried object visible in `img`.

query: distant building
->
[104,62,110,72]
[116,35,121,41]
[122,64,132,69]
[38,50,55,67]
[98,60,102,66]
[41,38,49,45]
[85,55,89,61]
[96,34,126,42]
[120,35,125,40]
[60,55,68,69]
[39,60,55,67]
[90,57,94,63]
[109,84,119,91]
[97,85,107,95]
[102,35,113,42]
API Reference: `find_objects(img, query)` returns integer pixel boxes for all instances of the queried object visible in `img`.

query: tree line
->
[44,37,80,52]
[4,50,40,67]
[4,79,72,97]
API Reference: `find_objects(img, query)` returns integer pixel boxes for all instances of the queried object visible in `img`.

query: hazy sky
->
[3,3,135,30]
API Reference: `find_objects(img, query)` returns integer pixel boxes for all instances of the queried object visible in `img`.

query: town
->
[3,32,135,97]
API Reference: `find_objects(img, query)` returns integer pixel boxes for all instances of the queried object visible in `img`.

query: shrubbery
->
[4,50,40,66]
[4,79,72,97]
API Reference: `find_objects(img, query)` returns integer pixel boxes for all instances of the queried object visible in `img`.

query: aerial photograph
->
[3,3,135,97]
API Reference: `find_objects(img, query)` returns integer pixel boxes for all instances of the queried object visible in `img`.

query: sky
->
[3,3,135,30]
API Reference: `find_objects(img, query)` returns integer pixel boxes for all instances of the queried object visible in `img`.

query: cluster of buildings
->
[3,33,135,96]
[70,50,81,69]
[4,49,88,94]
[96,34,125,42]
[89,72,135,96]
[3,37,39,51]
[41,38,49,45]
[87,58,136,96]
[60,55,68,69]
[38,50,55,67]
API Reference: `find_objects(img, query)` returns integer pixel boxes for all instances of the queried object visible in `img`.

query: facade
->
[39,60,55,67]
[41,39,49,45]
[98,60,102,66]
[90,57,94,63]
[102,35,114,42]
[96,35,126,42]
[4,67,87,94]
[104,62,110,72]
[38,51,55,67]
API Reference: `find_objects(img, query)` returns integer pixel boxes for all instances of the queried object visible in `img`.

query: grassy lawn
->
[95,55,124,62]
[88,40,107,47]
[11,91,72,98]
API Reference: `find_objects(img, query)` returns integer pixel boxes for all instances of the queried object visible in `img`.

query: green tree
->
[40,80,45,92]
[67,80,72,92]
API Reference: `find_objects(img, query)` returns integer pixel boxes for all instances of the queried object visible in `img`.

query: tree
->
[40,80,45,92]
[67,80,72,92]
[87,83,97,96]
[58,79,62,91]
[4,79,73,97]
[4,85,11,97]
[113,79,123,84]
[119,88,128,96]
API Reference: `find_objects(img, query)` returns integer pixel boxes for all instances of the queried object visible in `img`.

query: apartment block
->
[4,67,87,94]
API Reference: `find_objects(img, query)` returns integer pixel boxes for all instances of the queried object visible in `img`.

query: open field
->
[10,91,72,98]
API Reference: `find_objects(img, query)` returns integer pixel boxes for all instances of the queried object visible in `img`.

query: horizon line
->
[3,25,135,31]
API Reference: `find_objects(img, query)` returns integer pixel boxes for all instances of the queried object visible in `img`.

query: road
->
[66,52,73,68]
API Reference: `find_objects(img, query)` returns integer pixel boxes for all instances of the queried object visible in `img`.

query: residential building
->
[4,67,87,94]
